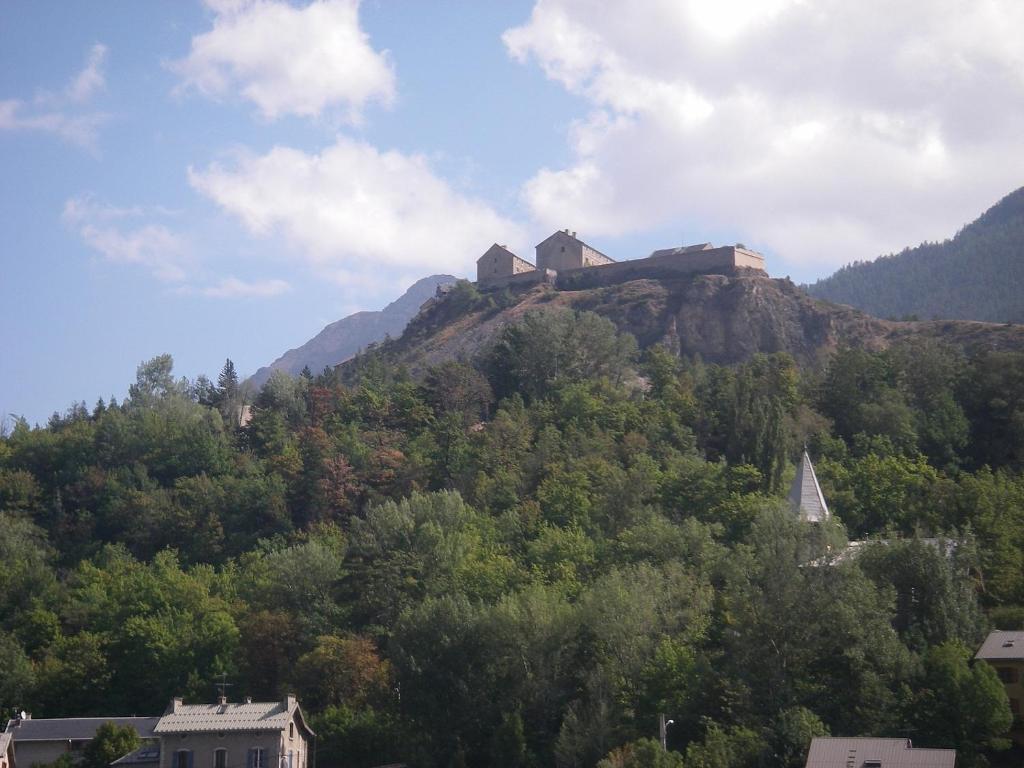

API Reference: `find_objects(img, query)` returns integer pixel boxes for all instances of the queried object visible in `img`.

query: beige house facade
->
[154,697,312,768]
[976,630,1024,745]
[1,730,13,768]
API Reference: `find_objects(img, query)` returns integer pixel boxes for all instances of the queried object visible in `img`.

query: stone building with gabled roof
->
[789,450,830,523]
[476,244,536,283]
[535,229,614,272]
[804,737,955,768]
[154,696,313,768]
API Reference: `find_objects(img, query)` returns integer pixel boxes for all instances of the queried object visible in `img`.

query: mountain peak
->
[247,274,456,389]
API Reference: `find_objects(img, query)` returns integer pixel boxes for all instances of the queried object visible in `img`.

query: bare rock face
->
[348,272,1024,377]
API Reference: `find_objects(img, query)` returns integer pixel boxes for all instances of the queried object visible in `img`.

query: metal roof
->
[789,450,830,523]
[805,738,955,768]
[7,718,159,743]
[975,630,1024,661]
[154,703,291,734]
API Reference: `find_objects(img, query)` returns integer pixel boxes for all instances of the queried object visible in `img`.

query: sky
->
[3,0,1024,425]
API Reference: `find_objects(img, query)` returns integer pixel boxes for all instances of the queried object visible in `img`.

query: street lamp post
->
[659,714,675,750]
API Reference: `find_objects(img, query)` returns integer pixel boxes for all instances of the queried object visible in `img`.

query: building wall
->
[159,723,307,768]
[554,246,766,290]
[14,740,87,767]
[581,244,614,268]
[478,268,556,291]
[476,248,533,282]
[536,233,586,272]
[986,659,1024,745]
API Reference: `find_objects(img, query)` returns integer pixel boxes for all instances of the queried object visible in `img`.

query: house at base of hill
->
[154,696,313,768]
[2,716,159,768]
[804,737,955,768]
[1,729,13,768]
[975,630,1024,744]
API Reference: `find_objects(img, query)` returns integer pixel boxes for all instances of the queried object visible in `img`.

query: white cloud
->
[172,0,395,121]
[63,196,193,282]
[0,44,108,148]
[66,44,108,103]
[504,0,1024,272]
[64,195,293,299]
[197,276,292,298]
[188,135,525,285]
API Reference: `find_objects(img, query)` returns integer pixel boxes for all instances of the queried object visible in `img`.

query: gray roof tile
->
[8,718,159,743]
[154,703,290,734]
[975,630,1024,660]
[805,737,955,768]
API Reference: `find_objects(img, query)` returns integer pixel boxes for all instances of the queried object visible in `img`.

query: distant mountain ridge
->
[806,187,1024,322]
[248,274,456,389]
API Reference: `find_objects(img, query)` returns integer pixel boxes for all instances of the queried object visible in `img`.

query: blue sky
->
[3,0,1024,425]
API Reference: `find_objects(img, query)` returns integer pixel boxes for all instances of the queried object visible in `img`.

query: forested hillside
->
[4,310,1024,768]
[807,187,1024,322]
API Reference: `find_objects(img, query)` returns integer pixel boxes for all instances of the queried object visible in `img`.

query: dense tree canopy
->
[2,312,1023,768]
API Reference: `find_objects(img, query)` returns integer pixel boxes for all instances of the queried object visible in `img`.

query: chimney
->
[244,696,252,705]
[284,694,297,711]
[167,697,183,715]
[218,695,227,706]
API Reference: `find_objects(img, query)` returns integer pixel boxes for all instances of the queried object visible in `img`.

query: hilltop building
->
[476,244,536,283]
[975,630,1024,743]
[475,230,767,290]
[535,230,614,272]
[804,737,955,768]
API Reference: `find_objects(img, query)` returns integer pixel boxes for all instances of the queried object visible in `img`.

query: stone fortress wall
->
[476,231,767,291]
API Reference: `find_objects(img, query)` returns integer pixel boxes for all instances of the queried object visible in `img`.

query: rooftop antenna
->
[214,672,233,705]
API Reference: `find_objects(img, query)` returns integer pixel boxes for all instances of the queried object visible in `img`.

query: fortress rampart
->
[476,232,766,291]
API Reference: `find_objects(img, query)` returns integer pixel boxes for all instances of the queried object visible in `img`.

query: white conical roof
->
[788,450,830,523]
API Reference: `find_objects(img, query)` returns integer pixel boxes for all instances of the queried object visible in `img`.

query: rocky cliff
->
[343,272,1024,376]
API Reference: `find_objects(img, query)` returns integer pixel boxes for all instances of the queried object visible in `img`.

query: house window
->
[215,749,227,768]
[176,751,192,768]
[998,667,1019,684]
[1011,698,1020,716]
[288,723,294,740]
[251,749,265,768]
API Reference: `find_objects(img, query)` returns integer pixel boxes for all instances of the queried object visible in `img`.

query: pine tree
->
[218,359,239,401]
